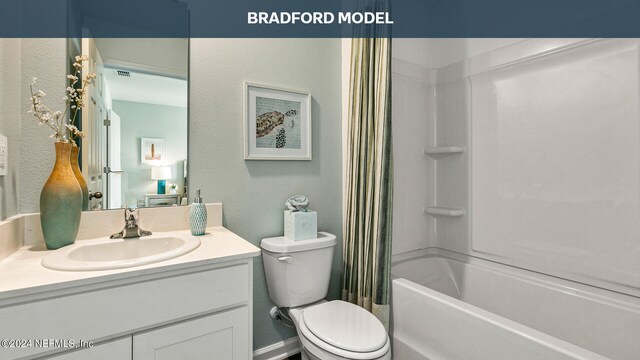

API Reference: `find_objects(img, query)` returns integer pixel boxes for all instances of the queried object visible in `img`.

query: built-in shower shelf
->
[423,206,466,217]
[423,146,466,158]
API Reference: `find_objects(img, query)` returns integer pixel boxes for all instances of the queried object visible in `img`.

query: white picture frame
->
[244,82,312,160]
[141,138,165,164]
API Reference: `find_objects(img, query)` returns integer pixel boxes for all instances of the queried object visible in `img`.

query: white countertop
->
[0,227,260,306]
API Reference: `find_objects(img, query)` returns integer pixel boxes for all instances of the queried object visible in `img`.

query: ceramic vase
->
[40,142,82,249]
[70,145,89,211]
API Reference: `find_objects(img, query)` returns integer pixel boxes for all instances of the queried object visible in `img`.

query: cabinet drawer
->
[133,307,249,360]
[0,263,249,359]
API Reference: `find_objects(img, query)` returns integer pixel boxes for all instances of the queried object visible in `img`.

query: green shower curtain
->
[342,36,393,328]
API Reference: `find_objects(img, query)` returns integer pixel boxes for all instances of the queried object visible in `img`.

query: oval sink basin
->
[42,233,201,271]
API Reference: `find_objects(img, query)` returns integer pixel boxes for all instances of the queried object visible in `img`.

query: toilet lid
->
[302,301,387,353]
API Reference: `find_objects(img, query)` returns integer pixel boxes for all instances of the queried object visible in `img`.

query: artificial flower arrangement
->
[28,55,95,143]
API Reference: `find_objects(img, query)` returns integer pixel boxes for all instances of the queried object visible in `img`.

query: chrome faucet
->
[110,208,152,239]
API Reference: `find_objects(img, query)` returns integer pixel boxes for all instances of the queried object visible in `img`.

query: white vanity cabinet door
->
[45,337,131,360]
[133,306,249,360]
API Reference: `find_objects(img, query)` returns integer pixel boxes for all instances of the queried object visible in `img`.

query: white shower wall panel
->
[391,57,430,255]
[431,79,470,251]
[470,39,640,296]
[394,39,639,296]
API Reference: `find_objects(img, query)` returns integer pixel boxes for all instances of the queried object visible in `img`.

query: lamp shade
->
[151,166,172,180]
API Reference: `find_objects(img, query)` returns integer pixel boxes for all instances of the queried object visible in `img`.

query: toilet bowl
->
[289,301,391,360]
[260,233,391,360]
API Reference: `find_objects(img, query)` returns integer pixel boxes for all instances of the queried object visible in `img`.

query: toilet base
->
[301,346,319,360]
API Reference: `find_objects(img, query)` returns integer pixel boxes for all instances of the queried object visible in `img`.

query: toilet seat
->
[296,301,390,360]
[303,301,388,352]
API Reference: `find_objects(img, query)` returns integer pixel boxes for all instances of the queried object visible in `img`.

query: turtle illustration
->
[256,110,297,138]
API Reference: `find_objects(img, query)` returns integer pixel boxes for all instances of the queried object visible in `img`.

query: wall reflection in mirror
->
[68,38,188,210]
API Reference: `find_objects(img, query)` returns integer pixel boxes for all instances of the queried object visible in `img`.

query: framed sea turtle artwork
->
[244,82,311,160]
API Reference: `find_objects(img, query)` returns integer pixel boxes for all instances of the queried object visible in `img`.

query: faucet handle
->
[125,207,139,221]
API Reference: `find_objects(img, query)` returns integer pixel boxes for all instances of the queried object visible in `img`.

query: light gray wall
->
[112,100,187,208]
[189,39,343,350]
[15,0,68,214]
[19,38,67,214]
[0,39,22,220]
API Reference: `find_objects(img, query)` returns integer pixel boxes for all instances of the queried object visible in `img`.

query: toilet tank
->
[261,232,337,308]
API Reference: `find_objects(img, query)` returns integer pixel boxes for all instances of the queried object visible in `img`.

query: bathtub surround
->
[392,38,640,293]
[342,36,393,327]
[391,38,640,359]
[443,39,638,296]
[189,39,343,351]
[391,39,524,256]
[389,57,428,255]
[470,39,640,296]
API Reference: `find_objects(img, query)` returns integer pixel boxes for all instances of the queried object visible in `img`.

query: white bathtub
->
[390,249,640,360]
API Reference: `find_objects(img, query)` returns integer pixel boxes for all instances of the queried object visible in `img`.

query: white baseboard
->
[253,336,301,360]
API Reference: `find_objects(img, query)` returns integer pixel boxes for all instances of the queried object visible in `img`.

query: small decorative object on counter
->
[190,189,207,236]
[284,195,317,241]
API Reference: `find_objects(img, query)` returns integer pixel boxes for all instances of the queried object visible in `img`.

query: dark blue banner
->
[1,0,639,37]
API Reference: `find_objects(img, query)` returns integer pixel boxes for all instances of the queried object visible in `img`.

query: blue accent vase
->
[157,179,166,194]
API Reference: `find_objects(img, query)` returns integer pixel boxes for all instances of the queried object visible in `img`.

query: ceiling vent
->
[116,70,131,77]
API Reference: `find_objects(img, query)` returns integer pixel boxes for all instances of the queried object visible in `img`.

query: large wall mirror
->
[65,0,189,211]
[68,38,188,210]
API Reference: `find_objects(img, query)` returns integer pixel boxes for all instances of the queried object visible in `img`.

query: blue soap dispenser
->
[190,189,207,236]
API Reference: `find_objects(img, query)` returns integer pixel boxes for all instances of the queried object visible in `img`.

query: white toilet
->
[261,232,391,360]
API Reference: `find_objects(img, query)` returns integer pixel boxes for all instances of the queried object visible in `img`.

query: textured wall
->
[189,39,343,350]
[19,39,67,214]
[112,100,187,208]
[0,39,21,220]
